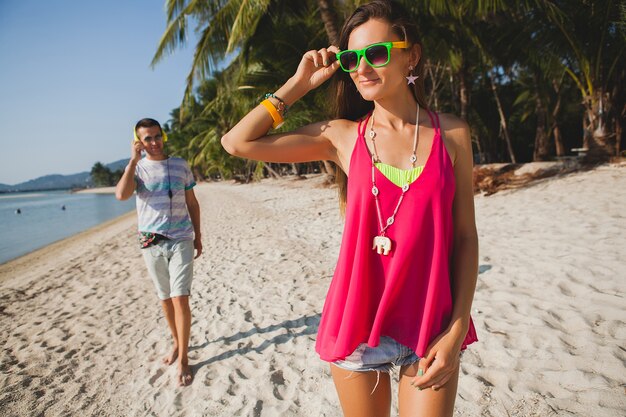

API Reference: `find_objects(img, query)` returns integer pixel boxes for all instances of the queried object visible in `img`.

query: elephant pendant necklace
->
[369,104,420,256]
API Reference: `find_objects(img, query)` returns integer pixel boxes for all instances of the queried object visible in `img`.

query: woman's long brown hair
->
[330,0,428,214]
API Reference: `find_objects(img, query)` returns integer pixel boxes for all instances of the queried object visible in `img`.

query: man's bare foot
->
[177,363,193,387]
[162,346,178,366]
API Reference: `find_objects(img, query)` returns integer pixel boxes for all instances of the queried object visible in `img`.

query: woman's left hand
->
[410,325,465,390]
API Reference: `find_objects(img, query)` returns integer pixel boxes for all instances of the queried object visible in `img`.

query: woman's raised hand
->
[294,46,341,92]
[220,45,342,162]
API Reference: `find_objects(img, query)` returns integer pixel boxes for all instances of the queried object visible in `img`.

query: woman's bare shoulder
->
[320,118,361,146]
[436,113,471,165]
[437,113,470,140]
[322,118,361,171]
[325,118,360,135]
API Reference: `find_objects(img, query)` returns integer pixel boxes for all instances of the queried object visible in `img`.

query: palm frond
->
[228,0,272,53]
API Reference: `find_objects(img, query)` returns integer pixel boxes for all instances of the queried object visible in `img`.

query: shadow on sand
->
[191,313,320,371]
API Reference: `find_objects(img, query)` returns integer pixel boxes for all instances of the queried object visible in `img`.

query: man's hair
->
[134,118,163,135]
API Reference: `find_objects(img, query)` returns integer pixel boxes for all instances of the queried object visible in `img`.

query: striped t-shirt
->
[134,157,196,240]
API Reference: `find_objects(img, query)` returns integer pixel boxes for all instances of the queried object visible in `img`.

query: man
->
[116,118,202,387]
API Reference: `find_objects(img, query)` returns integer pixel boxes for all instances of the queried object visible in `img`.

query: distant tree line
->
[91,162,123,187]
[152,0,625,182]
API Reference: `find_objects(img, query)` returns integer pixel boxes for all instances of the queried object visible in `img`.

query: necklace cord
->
[369,103,421,239]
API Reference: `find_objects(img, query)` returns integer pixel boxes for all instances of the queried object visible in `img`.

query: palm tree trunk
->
[322,160,334,173]
[582,101,593,151]
[264,163,281,179]
[533,72,550,161]
[553,124,564,157]
[488,72,516,163]
[317,0,339,181]
[425,59,446,110]
[551,79,565,157]
[583,90,615,161]
[616,117,622,157]
[473,136,484,164]
[533,103,549,161]
[291,163,299,176]
[458,69,469,121]
[317,0,339,44]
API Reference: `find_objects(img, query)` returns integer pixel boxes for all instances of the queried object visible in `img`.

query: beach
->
[1,164,624,416]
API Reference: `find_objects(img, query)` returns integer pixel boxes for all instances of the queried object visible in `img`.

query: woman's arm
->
[447,116,479,338]
[221,46,345,165]
[412,114,479,391]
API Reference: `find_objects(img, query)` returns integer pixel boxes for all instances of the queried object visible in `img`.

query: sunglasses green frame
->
[336,41,409,72]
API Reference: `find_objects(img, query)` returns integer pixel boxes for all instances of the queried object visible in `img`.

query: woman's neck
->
[372,92,422,130]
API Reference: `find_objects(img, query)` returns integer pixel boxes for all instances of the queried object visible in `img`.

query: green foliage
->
[90,162,122,187]
[156,0,625,177]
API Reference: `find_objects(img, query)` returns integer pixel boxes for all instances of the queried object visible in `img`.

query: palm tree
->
[154,0,625,172]
[407,1,519,162]
[152,0,338,109]
[153,0,336,177]
[509,11,571,162]
[535,0,625,160]
[153,0,344,180]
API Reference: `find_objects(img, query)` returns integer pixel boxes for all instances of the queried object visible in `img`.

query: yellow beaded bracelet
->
[260,99,284,129]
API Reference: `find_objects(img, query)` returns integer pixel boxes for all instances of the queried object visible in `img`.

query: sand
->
[74,186,117,194]
[0,164,624,416]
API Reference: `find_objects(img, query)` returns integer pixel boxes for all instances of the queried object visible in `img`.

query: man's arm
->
[115,140,143,200]
[185,188,202,258]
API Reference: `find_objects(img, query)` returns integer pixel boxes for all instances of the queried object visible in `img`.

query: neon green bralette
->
[374,163,424,187]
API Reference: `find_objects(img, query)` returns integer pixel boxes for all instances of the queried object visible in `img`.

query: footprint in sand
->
[253,400,263,417]
[148,368,164,386]
[271,369,286,400]
[63,349,78,359]
[244,310,253,322]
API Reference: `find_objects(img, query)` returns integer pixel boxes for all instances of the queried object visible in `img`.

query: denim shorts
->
[141,239,194,300]
[333,336,420,373]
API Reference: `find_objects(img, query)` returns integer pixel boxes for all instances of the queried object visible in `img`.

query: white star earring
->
[406,65,418,85]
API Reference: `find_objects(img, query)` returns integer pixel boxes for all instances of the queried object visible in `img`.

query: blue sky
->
[0,1,204,185]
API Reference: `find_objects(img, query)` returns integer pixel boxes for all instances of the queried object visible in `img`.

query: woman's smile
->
[359,77,380,85]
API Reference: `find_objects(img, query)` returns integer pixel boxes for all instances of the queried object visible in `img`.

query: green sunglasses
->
[336,41,409,72]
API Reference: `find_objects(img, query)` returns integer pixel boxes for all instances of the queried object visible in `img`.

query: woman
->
[222,1,478,415]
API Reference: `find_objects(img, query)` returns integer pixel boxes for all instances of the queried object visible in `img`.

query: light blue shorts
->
[333,336,420,373]
[141,239,194,300]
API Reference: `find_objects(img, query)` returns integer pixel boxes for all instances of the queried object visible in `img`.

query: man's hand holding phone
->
[131,138,144,164]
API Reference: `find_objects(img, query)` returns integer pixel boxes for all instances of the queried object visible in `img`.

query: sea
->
[0,191,135,264]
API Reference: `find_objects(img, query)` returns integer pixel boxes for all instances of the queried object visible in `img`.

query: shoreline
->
[73,186,117,194]
[0,211,136,280]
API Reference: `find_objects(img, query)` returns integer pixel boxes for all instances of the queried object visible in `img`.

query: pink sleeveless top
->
[316,110,478,361]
